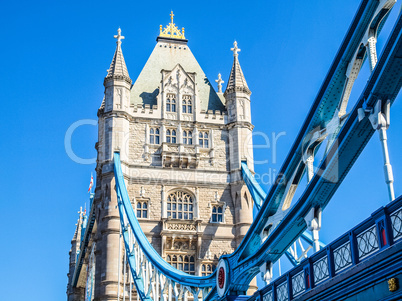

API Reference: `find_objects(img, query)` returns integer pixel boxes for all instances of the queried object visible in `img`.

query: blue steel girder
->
[113,153,218,301]
[222,8,402,295]
[72,194,96,288]
[241,162,325,267]
[234,0,396,264]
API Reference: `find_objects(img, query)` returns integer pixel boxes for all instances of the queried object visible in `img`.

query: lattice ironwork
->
[263,291,273,301]
[334,241,352,273]
[292,271,305,297]
[277,282,288,301]
[357,225,379,259]
[391,208,402,241]
[313,256,329,284]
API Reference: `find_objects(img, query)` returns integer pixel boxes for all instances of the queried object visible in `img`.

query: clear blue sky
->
[1,0,401,299]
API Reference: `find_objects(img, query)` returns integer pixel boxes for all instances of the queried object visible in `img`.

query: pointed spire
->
[224,41,250,96]
[105,28,131,84]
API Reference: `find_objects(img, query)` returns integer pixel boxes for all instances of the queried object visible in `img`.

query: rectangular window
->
[183,130,193,145]
[166,129,177,144]
[150,128,160,144]
[182,95,192,114]
[201,264,216,276]
[166,94,176,112]
[136,201,148,219]
[211,205,223,223]
[199,131,209,148]
[167,254,196,275]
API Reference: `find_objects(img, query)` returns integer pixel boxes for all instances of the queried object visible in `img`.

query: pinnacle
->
[224,41,250,96]
[105,28,131,84]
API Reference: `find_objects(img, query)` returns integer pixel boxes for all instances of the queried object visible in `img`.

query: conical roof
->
[224,41,251,96]
[105,28,131,84]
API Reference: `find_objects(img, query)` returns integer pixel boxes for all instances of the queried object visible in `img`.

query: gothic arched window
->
[201,263,215,276]
[167,191,194,220]
[150,127,160,144]
[166,129,177,143]
[136,201,148,219]
[182,99,187,113]
[211,205,223,223]
[182,95,192,114]
[166,94,176,112]
[167,254,195,275]
[183,130,193,145]
[199,131,209,148]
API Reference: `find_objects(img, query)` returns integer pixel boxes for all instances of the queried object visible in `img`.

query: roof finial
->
[159,11,186,40]
[114,27,125,45]
[215,73,224,93]
[170,11,174,24]
[231,41,241,57]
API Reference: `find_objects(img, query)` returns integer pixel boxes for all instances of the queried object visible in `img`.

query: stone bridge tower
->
[67,13,255,301]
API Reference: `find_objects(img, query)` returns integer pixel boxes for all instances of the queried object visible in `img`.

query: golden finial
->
[159,11,186,40]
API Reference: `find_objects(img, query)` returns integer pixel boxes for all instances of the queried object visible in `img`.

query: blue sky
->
[1,0,401,299]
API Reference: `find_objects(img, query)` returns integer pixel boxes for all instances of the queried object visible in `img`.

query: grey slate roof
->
[130,40,225,112]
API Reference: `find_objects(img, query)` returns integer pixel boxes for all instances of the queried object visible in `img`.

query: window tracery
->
[166,94,176,112]
[136,201,148,219]
[199,131,209,148]
[166,254,195,275]
[166,129,177,143]
[167,191,194,220]
[150,127,160,144]
[182,95,192,114]
[201,263,215,276]
[183,130,193,145]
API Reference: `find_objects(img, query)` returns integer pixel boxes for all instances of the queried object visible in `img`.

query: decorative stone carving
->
[167,223,197,231]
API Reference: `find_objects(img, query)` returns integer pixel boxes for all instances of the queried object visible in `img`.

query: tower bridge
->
[67,1,402,300]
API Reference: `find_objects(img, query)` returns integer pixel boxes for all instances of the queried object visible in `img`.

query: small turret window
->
[166,129,177,143]
[183,130,193,145]
[166,94,176,112]
[199,131,209,148]
[150,128,160,144]
[182,95,192,114]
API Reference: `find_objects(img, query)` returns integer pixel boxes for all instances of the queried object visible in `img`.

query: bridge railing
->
[247,195,402,301]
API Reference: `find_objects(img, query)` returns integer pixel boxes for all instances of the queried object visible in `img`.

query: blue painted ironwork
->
[247,195,402,301]
[241,162,266,211]
[241,162,324,267]
[71,193,96,287]
[70,1,402,300]
[218,3,402,295]
[114,152,216,301]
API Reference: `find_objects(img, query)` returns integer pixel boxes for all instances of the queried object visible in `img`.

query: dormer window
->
[166,94,176,112]
[166,129,177,143]
[182,95,192,114]
[183,130,193,145]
